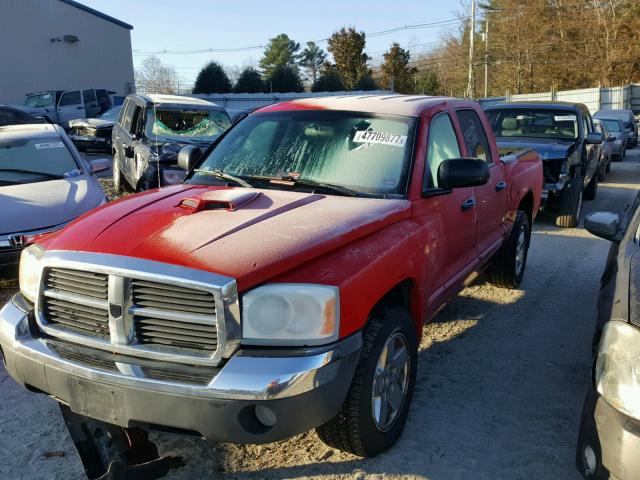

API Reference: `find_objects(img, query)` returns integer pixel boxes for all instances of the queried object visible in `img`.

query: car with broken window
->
[0,124,108,278]
[112,94,231,193]
[486,101,603,228]
[0,95,542,477]
[576,196,640,480]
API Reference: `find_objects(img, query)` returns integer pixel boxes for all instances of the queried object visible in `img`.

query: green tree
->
[414,69,441,95]
[193,61,232,94]
[267,65,304,93]
[327,27,370,90]
[381,43,417,93]
[300,41,327,83]
[353,74,379,91]
[259,34,301,79]
[312,64,345,92]
[234,67,264,93]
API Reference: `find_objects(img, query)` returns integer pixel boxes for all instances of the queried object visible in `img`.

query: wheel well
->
[371,279,420,333]
[519,191,534,226]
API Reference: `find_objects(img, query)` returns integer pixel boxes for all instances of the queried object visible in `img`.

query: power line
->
[132,17,467,56]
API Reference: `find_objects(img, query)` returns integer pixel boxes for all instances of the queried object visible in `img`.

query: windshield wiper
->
[193,169,253,188]
[0,168,65,179]
[249,174,362,197]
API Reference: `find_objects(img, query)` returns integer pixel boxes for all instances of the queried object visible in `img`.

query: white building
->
[0,0,135,104]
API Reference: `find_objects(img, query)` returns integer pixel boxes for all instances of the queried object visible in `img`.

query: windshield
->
[99,106,121,121]
[487,108,579,140]
[190,110,416,197]
[146,108,231,142]
[601,119,621,132]
[25,92,55,109]
[0,137,79,185]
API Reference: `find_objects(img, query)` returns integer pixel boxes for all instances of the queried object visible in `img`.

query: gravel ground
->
[1,151,639,480]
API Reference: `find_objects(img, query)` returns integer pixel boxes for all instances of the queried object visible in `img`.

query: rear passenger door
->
[416,111,479,313]
[455,108,507,260]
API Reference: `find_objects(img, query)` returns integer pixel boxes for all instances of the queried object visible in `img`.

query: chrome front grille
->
[43,268,110,339]
[131,279,218,354]
[36,254,240,367]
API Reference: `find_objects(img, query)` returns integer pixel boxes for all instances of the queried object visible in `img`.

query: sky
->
[81,0,465,89]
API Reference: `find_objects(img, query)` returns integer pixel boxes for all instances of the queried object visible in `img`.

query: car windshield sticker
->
[34,142,65,150]
[353,130,407,148]
[554,115,577,121]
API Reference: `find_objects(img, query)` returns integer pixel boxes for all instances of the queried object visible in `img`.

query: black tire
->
[112,152,124,194]
[485,210,530,289]
[556,177,583,228]
[605,158,611,173]
[316,306,418,457]
[584,173,598,201]
[597,160,605,182]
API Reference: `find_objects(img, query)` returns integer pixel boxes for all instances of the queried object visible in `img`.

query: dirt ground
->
[1,151,639,480]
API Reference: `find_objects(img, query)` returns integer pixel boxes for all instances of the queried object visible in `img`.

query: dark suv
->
[112,94,231,193]
[485,102,603,228]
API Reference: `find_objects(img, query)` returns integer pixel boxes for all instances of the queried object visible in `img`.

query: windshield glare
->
[0,137,78,185]
[99,106,121,121]
[487,109,579,140]
[601,119,621,132]
[146,108,231,142]
[190,110,416,196]
[25,93,55,109]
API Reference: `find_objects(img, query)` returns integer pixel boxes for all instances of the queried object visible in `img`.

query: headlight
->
[242,284,339,346]
[161,168,186,185]
[595,320,640,420]
[19,244,45,303]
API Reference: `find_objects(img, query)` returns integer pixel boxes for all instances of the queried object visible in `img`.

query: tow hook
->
[59,405,185,479]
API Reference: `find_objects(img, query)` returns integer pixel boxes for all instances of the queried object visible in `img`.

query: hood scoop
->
[178,189,261,212]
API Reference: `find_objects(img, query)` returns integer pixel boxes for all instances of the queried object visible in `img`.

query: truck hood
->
[0,178,104,235]
[496,137,576,160]
[45,185,412,290]
[68,118,115,129]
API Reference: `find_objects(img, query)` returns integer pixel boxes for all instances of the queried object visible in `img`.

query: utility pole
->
[465,0,477,99]
[483,18,489,98]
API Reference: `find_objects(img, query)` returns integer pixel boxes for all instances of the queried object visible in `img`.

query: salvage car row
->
[0,94,638,480]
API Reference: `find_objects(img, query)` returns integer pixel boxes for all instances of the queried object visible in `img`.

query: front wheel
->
[316,306,417,457]
[485,210,530,289]
[112,152,124,194]
[583,173,598,201]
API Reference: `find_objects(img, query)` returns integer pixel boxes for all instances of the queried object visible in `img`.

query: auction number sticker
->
[554,115,577,121]
[35,142,65,149]
[353,130,407,148]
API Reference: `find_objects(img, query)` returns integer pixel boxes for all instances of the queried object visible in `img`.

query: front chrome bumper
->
[0,296,362,443]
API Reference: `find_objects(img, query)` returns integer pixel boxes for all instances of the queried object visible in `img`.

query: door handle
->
[461,197,476,211]
[495,181,507,192]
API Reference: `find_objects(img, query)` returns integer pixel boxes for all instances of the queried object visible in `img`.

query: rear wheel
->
[486,210,530,289]
[112,152,123,193]
[605,157,611,173]
[316,306,417,457]
[556,176,583,228]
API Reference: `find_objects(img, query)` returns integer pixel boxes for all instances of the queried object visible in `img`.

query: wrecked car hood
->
[0,178,105,234]
[68,118,115,129]
[44,185,411,290]
[496,137,576,161]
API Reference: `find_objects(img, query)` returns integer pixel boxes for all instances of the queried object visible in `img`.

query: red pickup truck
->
[0,96,542,474]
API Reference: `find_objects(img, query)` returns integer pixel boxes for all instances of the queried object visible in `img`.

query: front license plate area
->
[69,379,126,426]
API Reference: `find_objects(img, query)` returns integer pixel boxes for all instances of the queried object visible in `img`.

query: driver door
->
[416,110,479,318]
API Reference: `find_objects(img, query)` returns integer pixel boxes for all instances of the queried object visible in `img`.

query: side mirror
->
[178,145,202,173]
[89,158,111,175]
[585,211,621,242]
[586,133,604,144]
[436,158,490,190]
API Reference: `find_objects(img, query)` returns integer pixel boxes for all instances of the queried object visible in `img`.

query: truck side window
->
[59,91,81,106]
[122,102,135,132]
[455,109,493,165]
[117,99,129,125]
[425,113,461,189]
[130,106,143,136]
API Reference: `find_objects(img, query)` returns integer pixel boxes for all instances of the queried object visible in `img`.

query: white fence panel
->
[509,91,552,102]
